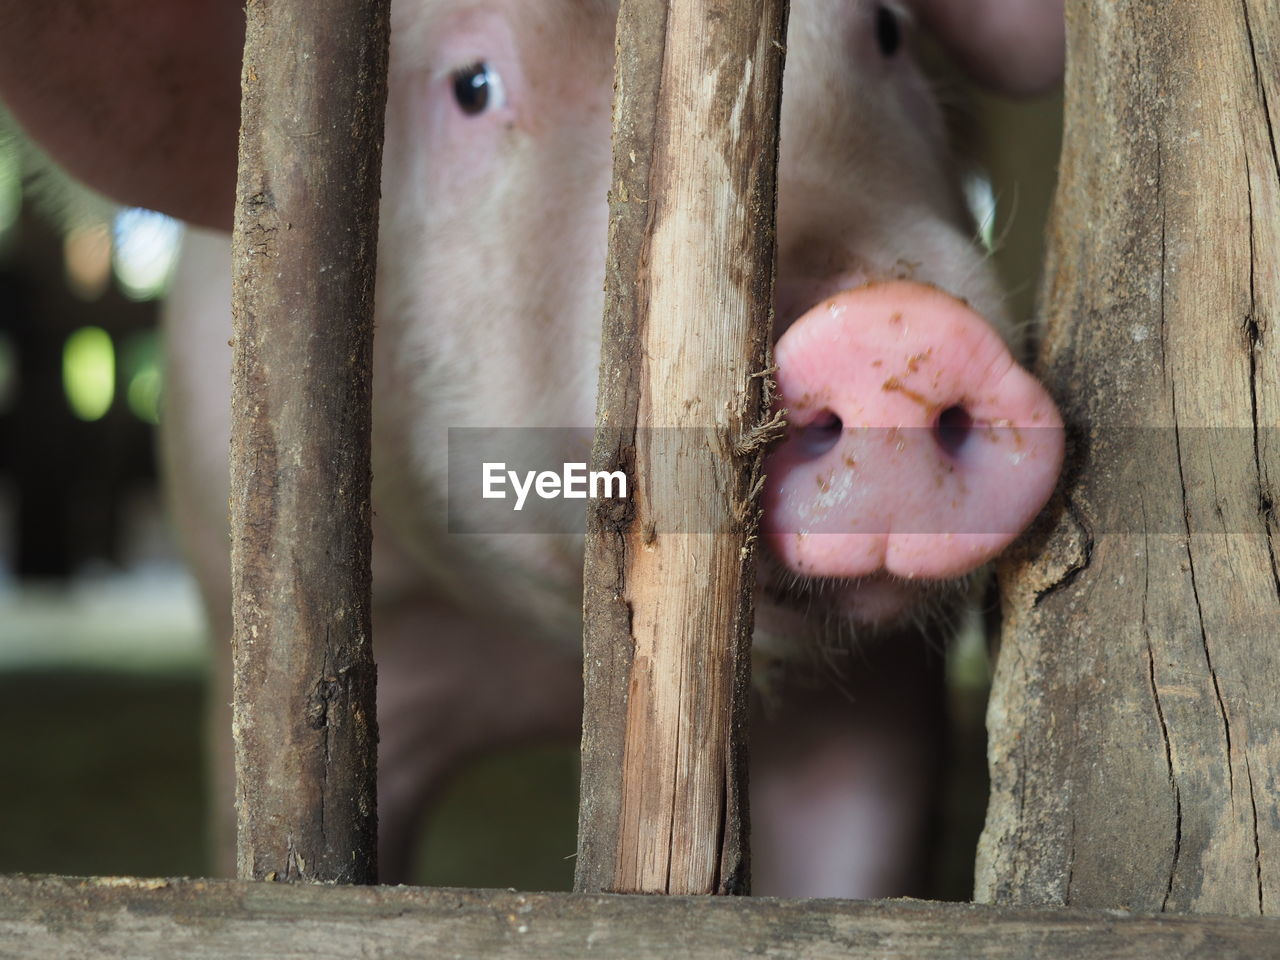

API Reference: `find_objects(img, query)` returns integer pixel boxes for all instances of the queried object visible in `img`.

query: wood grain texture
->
[3,876,1279,959]
[976,0,1280,915]
[229,0,390,883]
[577,0,789,895]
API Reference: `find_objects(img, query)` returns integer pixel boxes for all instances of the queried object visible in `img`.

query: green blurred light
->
[119,329,163,425]
[126,368,162,424]
[0,137,19,241]
[63,326,115,421]
[118,328,157,378]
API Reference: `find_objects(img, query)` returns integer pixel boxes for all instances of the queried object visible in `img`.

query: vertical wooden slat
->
[230,0,391,883]
[976,0,1280,915]
[576,0,789,895]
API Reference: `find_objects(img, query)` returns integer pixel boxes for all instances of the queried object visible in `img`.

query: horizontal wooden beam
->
[2,876,1277,958]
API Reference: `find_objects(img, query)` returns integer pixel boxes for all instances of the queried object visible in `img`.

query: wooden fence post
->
[575,0,789,895]
[977,0,1280,915]
[229,0,391,883]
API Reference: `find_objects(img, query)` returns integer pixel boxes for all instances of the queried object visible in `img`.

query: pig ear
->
[0,1,244,230]
[910,0,1065,95]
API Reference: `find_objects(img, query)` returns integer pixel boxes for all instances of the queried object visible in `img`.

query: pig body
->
[1,0,1065,897]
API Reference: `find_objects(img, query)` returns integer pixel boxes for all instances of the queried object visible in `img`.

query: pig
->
[0,0,1065,897]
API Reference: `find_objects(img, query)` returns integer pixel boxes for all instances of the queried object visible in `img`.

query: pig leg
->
[197,590,582,883]
[374,596,583,884]
[751,633,947,899]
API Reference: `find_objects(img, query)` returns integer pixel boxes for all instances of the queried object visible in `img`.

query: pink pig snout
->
[763,281,1064,583]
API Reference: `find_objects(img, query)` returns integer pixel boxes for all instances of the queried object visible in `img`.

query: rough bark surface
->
[977,0,1280,916]
[230,0,390,883]
[576,0,789,895]
[4,876,1280,959]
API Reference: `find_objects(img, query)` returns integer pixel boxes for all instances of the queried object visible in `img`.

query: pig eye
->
[874,5,901,57]
[452,61,506,116]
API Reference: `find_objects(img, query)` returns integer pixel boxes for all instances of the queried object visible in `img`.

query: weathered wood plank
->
[977,0,1280,916]
[577,0,789,897]
[2,876,1278,959]
[230,0,391,883]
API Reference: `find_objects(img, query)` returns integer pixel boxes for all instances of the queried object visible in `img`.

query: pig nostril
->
[933,405,973,457]
[794,410,843,459]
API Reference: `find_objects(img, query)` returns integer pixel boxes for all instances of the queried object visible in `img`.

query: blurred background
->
[0,61,1062,895]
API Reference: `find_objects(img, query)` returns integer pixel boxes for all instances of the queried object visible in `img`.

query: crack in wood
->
[1147,640,1181,912]
[1245,754,1265,914]
[1241,0,1280,179]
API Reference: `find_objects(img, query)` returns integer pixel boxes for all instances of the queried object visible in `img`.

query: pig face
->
[0,0,1064,645]
[366,0,1062,644]
[0,0,1062,646]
